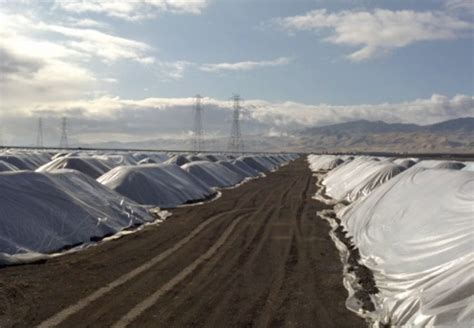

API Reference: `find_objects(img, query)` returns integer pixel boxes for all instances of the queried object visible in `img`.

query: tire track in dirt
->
[36,209,245,328]
[129,170,301,327]
[112,214,246,328]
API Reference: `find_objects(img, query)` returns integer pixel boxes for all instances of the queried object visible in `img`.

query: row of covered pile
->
[308,154,473,327]
[0,149,298,264]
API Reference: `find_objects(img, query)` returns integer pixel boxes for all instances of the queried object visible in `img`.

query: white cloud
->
[157,61,194,80]
[55,0,210,20]
[200,57,291,72]
[67,18,108,29]
[154,57,291,79]
[444,0,474,14]
[278,9,472,61]
[37,23,153,63]
[244,94,474,128]
[0,9,158,118]
[0,12,98,109]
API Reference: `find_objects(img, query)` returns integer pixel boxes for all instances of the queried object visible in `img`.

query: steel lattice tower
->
[59,117,69,148]
[192,94,204,152]
[227,94,244,153]
[36,117,44,148]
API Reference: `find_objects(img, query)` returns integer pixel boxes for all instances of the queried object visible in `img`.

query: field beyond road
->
[0,158,365,328]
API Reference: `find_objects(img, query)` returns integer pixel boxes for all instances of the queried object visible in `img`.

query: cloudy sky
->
[0,0,473,146]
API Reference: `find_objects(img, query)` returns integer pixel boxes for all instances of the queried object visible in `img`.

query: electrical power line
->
[192,94,204,152]
[227,94,244,153]
[36,117,44,147]
[59,117,69,148]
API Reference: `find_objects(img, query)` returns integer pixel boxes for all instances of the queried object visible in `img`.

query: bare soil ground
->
[0,158,365,328]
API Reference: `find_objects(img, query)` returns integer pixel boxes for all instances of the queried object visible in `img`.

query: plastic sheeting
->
[217,161,252,181]
[238,156,272,173]
[308,154,346,171]
[0,160,19,172]
[232,159,262,177]
[98,164,214,207]
[164,155,190,166]
[181,161,244,188]
[433,161,466,170]
[0,170,152,260]
[322,156,406,202]
[37,156,113,179]
[132,152,169,164]
[338,167,474,327]
[0,151,51,170]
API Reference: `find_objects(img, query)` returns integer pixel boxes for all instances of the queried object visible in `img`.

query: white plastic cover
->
[0,151,51,170]
[98,164,214,207]
[0,170,152,260]
[37,156,113,178]
[0,160,19,172]
[308,154,346,171]
[238,156,271,173]
[322,156,406,202]
[232,159,262,177]
[338,167,474,327]
[181,161,244,188]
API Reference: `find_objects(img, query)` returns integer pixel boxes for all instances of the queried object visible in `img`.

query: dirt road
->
[0,158,365,328]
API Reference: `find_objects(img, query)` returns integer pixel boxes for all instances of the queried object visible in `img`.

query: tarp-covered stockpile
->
[412,159,467,170]
[98,164,214,207]
[0,150,51,170]
[164,154,190,166]
[322,156,406,203]
[0,170,153,264]
[37,156,113,179]
[308,154,474,327]
[0,160,19,172]
[232,159,262,177]
[132,152,169,164]
[238,156,275,173]
[217,161,253,181]
[339,167,474,327]
[181,161,244,188]
[308,154,347,171]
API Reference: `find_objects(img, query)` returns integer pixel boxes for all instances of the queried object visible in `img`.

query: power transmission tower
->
[59,117,69,148]
[36,117,44,148]
[227,94,244,153]
[192,94,204,152]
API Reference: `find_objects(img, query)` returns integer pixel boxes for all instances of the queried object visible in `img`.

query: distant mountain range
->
[300,117,474,136]
[297,117,474,153]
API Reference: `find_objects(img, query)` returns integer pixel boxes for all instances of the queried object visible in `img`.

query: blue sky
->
[0,0,473,145]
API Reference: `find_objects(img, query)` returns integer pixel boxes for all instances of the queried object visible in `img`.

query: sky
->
[0,0,473,146]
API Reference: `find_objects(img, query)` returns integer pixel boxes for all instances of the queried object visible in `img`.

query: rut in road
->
[0,159,365,328]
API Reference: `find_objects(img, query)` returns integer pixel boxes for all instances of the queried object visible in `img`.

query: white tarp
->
[238,156,272,173]
[98,164,214,207]
[322,156,406,202]
[0,160,19,172]
[232,159,262,177]
[181,161,244,188]
[132,152,169,164]
[164,154,190,166]
[338,167,474,327]
[0,151,51,170]
[217,160,252,181]
[308,154,347,171]
[37,156,113,179]
[0,170,152,262]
